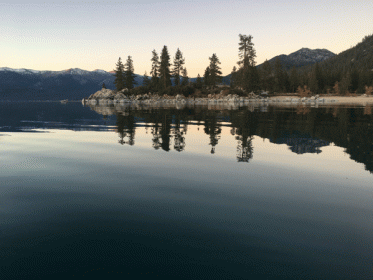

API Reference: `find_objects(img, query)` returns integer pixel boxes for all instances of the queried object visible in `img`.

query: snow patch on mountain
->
[258,48,336,70]
[0,67,42,74]
[0,67,113,76]
[93,69,107,73]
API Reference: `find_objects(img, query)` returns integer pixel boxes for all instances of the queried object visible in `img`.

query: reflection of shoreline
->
[108,106,373,172]
[274,95,373,105]
[86,103,373,117]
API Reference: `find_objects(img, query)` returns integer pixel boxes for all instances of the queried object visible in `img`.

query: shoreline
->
[82,95,373,107]
[271,95,373,105]
[83,88,373,106]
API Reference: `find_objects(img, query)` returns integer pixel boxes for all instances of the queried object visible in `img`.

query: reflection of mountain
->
[270,131,330,154]
[0,102,116,132]
[86,104,373,172]
[2,102,372,173]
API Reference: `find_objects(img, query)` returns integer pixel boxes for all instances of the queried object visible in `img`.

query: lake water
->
[1,102,372,280]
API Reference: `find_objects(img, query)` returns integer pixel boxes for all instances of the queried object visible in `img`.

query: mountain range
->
[1,34,371,100]
[0,67,147,101]
[221,48,336,84]
[257,48,336,70]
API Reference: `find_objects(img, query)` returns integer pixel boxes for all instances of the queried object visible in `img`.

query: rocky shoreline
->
[82,88,354,107]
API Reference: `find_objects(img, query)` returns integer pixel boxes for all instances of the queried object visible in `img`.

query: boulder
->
[89,88,115,100]
[118,88,128,94]
[175,94,185,100]
[114,93,126,100]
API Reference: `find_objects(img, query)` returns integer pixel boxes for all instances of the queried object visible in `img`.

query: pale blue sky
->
[1,0,372,76]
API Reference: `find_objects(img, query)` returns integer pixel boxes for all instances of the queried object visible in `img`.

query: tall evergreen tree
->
[237,34,257,91]
[172,48,185,86]
[124,55,136,90]
[114,57,125,91]
[181,68,189,86]
[195,73,203,89]
[143,71,150,87]
[309,62,324,94]
[274,57,284,92]
[289,66,299,93]
[204,67,211,87]
[238,34,256,68]
[209,53,222,87]
[230,66,237,88]
[260,59,273,92]
[150,49,160,90]
[159,46,172,89]
[339,71,352,95]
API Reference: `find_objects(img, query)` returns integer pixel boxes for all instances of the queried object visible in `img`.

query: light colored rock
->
[114,93,126,100]
[175,94,185,100]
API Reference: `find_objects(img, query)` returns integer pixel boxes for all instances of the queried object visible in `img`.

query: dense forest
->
[294,34,373,95]
[116,34,373,97]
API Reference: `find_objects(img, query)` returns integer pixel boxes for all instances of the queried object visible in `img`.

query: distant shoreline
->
[270,95,373,105]
[1,95,372,106]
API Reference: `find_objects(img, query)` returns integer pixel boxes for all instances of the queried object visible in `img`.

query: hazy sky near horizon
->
[1,0,372,77]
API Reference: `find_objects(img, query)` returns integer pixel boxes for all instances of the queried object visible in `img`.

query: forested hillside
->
[257,48,335,71]
[295,34,373,94]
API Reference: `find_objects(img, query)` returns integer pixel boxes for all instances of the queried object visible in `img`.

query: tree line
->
[112,34,373,96]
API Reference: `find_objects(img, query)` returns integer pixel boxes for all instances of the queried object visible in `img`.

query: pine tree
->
[339,71,352,95]
[159,46,172,89]
[181,67,189,86]
[150,49,160,90]
[195,73,203,89]
[260,59,273,92]
[274,58,284,92]
[289,66,299,93]
[230,66,237,88]
[143,71,150,87]
[114,57,125,91]
[237,34,257,91]
[172,48,185,86]
[309,62,323,94]
[124,55,136,90]
[238,34,256,68]
[209,53,222,87]
[204,67,211,87]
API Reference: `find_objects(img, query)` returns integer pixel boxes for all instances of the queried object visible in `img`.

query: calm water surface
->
[1,102,372,280]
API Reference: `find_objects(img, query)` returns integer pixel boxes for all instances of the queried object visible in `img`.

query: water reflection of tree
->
[296,105,311,115]
[111,106,373,173]
[230,111,257,163]
[364,106,372,115]
[203,112,222,154]
[173,114,186,152]
[150,111,163,150]
[160,114,172,151]
[148,111,171,152]
[151,124,162,150]
[116,111,136,146]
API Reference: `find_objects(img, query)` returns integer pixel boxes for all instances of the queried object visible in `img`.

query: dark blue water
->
[1,102,372,279]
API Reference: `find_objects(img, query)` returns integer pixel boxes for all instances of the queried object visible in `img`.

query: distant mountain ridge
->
[317,34,373,71]
[257,48,336,70]
[221,47,336,85]
[0,67,145,100]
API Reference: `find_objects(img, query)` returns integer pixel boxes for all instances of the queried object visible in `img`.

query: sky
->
[1,0,372,77]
